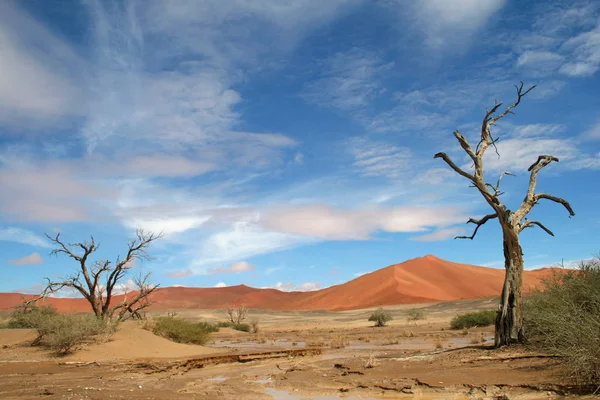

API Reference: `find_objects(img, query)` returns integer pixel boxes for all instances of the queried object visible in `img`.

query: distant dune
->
[0,255,555,313]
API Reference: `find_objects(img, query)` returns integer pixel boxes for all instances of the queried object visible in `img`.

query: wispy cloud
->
[214,282,227,288]
[269,281,322,292]
[0,228,52,248]
[206,261,256,275]
[7,252,43,266]
[410,227,465,242]
[302,47,393,111]
[165,269,193,279]
[347,137,414,180]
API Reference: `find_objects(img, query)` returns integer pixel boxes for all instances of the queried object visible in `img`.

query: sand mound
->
[0,255,556,312]
[67,322,225,362]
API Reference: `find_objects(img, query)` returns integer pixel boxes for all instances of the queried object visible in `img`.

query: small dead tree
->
[227,303,248,324]
[434,82,575,347]
[38,229,163,321]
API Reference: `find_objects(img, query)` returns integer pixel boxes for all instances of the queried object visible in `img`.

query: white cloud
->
[7,252,43,266]
[207,261,256,275]
[0,2,84,128]
[214,282,228,288]
[263,204,466,240]
[410,227,465,242]
[0,228,52,248]
[406,0,507,49]
[583,120,600,140]
[270,281,322,292]
[559,24,600,77]
[165,269,193,279]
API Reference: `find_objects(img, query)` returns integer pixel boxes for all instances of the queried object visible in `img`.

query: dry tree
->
[434,82,575,346]
[34,229,163,321]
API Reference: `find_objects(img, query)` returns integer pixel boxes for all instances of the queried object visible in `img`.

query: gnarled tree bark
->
[434,82,575,347]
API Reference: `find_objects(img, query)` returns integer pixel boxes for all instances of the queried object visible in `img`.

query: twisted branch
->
[455,213,499,240]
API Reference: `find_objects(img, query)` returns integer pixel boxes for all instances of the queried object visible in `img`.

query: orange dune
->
[0,255,555,313]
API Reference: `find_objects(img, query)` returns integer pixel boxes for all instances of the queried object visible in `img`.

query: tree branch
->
[433,152,475,181]
[513,155,566,224]
[521,219,555,236]
[535,193,575,217]
[455,213,498,240]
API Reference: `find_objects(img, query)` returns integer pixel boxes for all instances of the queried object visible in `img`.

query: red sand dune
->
[0,255,556,313]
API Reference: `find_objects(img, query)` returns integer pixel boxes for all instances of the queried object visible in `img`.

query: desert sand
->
[0,298,592,400]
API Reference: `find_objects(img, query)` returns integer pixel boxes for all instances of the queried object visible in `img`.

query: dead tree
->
[39,229,163,321]
[434,82,575,347]
[227,303,248,324]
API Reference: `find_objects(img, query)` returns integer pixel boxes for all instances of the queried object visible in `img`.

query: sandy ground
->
[0,298,595,399]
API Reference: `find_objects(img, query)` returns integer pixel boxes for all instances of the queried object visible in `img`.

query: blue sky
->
[1,0,599,295]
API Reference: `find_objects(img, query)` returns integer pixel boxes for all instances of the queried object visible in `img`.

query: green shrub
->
[8,304,59,329]
[524,258,600,386]
[450,310,496,329]
[152,316,218,345]
[406,308,426,325]
[216,321,232,328]
[232,323,250,332]
[368,308,392,327]
[41,314,113,354]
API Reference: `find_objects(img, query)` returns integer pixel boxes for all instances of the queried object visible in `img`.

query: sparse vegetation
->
[227,304,248,324]
[8,303,59,329]
[525,258,600,386]
[368,308,392,327]
[150,315,218,345]
[232,322,250,332]
[450,310,496,330]
[250,319,259,333]
[329,335,348,348]
[364,353,378,369]
[406,308,426,325]
[7,304,115,354]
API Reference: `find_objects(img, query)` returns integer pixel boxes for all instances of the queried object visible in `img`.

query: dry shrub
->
[364,354,378,369]
[255,332,267,344]
[250,319,259,334]
[358,336,370,343]
[461,328,469,336]
[400,330,414,338]
[329,335,348,348]
[381,333,399,345]
[434,339,444,349]
[525,258,600,386]
[306,337,326,347]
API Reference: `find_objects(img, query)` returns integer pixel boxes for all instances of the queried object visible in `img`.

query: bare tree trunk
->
[495,226,524,346]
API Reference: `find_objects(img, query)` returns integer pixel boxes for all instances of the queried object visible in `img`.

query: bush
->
[450,310,496,329]
[8,304,59,329]
[232,322,250,332]
[406,308,426,325]
[152,316,218,345]
[41,314,113,354]
[250,319,259,333]
[368,308,392,327]
[524,258,600,386]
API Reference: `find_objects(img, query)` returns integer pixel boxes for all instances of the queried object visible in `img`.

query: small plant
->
[368,308,392,327]
[450,310,496,329]
[8,304,59,329]
[406,308,426,326]
[151,316,218,345]
[364,353,378,369]
[256,332,267,344]
[232,323,250,332]
[250,319,259,333]
[307,337,326,347]
[329,335,348,349]
[216,321,232,328]
[434,339,444,349]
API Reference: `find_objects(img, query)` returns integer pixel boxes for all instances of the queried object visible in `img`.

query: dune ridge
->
[0,255,554,312]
